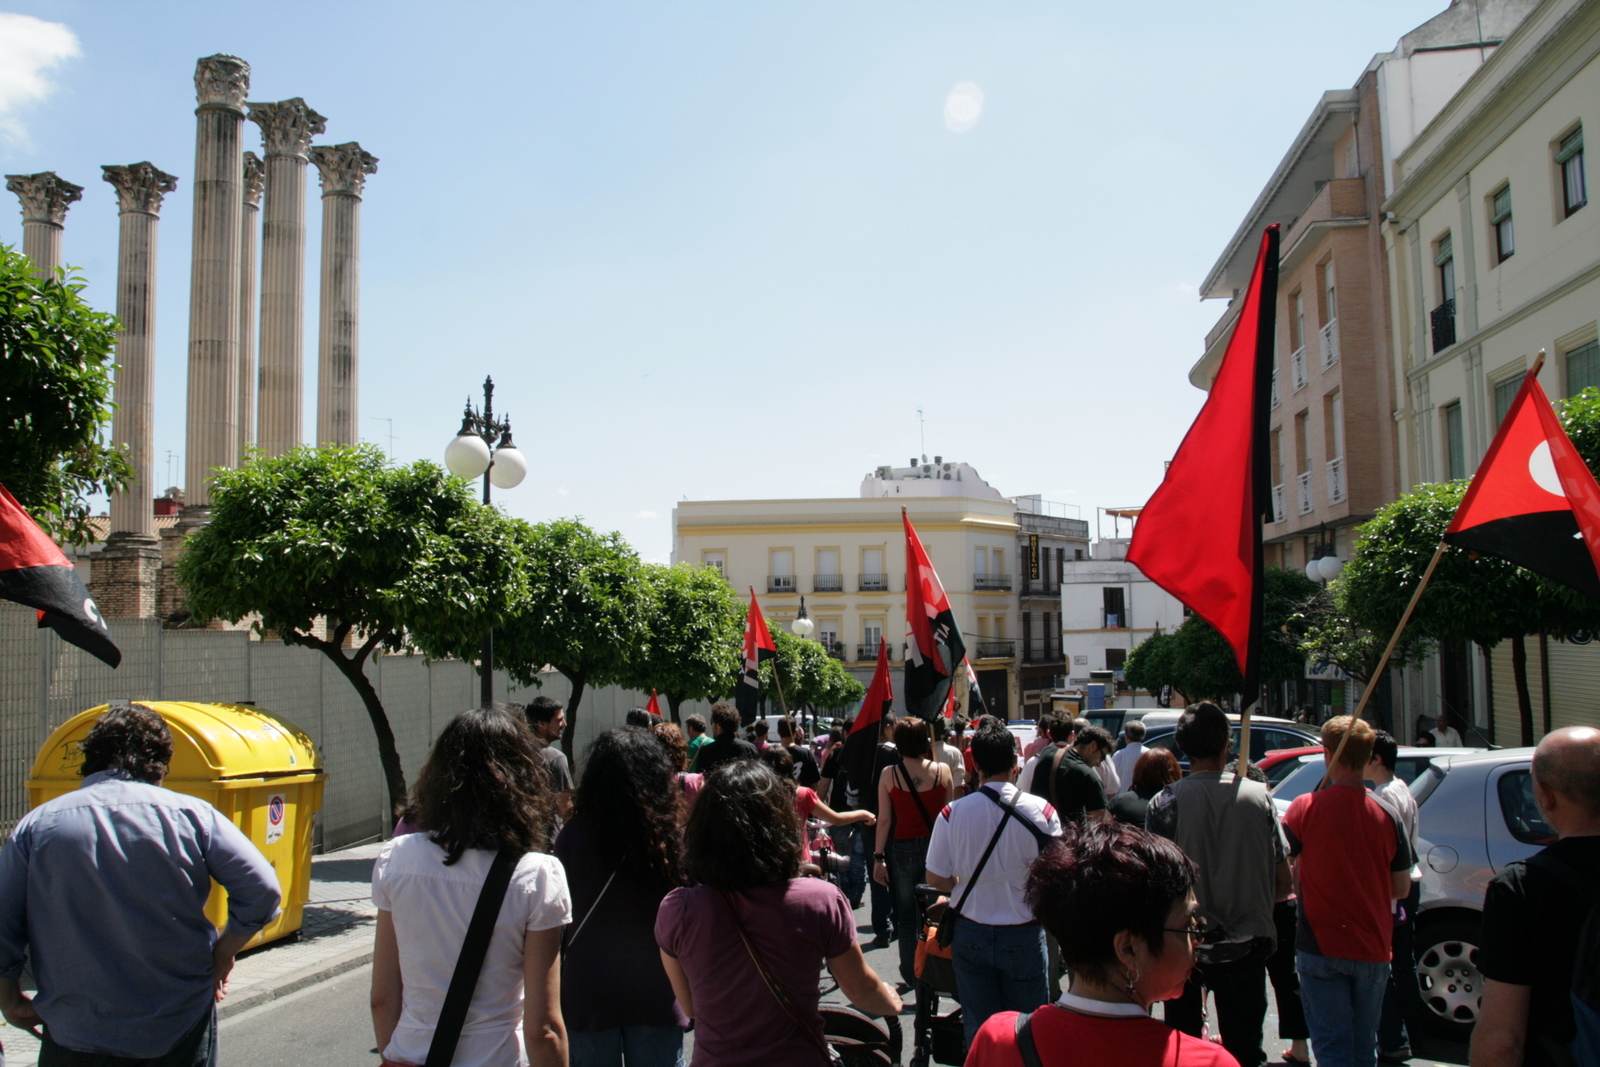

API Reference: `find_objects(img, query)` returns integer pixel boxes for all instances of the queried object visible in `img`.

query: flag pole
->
[770,661,790,716]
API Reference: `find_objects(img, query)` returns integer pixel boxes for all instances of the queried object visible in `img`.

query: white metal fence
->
[0,603,713,851]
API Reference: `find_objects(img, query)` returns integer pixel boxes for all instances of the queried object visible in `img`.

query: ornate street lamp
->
[790,596,816,639]
[443,376,526,706]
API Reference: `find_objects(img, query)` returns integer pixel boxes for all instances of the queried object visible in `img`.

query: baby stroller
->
[909,884,967,1067]
[805,819,852,888]
[821,1005,902,1067]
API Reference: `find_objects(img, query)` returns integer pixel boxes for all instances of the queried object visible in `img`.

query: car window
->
[1496,769,1556,846]
[1145,733,1187,762]
[1393,756,1432,785]
[1410,764,1446,805]
[1265,758,1304,788]
[1270,757,1326,802]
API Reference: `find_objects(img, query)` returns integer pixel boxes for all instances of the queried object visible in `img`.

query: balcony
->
[1291,345,1308,390]
[822,641,845,660]
[1431,299,1456,353]
[1022,639,1057,664]
[975,639,1016,659]
[1021,581,1061,597]
[858,573,889,592]
[813,574,843,593]
[767,575,797,594]
[1327,456,1346,504]
[1320,319,1339,369]
[857,642,886,661]
[974,575,1012,592]
[1297,472,1314,515]
[1270,366,1280,409]
[1271,483,1286,524]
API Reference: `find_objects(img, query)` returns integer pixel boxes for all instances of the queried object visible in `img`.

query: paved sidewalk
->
[0,840,385,1066]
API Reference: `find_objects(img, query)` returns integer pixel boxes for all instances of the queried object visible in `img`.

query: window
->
[701,551,725,576]
[814,548,841,592]
[1103,587,1125,629]
[1437,233,1456,300]
[1493,375,1521,430]
[860,546,886,591]
[1325,391,1345,504]
[1290,290,1305,352]
[1491,185,1514,263]
[768,549,794,592]
[1074,548,1084,560]
[1497,770,1556,846]
[974,547,989,576]
[1567,340,1600,397]
[1559,127,1587,217]
[862,618,883,655]
[1444,402,1467,480]
[818,619,840,654]
[1105,647,1126,671]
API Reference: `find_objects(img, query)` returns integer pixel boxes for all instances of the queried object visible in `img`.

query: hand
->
[872,858,889,887]
[212,943,236,1002]
[0,992,42,1039]
[857,812,877,826]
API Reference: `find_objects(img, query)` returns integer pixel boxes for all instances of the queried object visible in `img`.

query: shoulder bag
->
[714,889,841,1065]
[421,848,520,1067]
[935,786,1052,950]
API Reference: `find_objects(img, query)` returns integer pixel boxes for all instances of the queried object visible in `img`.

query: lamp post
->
[790,597,816,733]
[1303,525,1344,585]
[443,376,526,706]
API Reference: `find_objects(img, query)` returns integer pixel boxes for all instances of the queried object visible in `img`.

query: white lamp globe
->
[444,433,492,479]
[791,615,815,639]
[1304,559,1322,583]
[489,445,528,489]
[1317,555,1344,582]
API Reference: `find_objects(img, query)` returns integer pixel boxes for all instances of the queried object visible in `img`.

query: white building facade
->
[1059,536,1188,707]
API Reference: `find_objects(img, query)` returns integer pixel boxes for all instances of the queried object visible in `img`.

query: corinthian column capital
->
[309,143,378,198]
[243,151,265,207]
[5,172,84,227]
[101,163,179,217]
[247,98,327,160]
[195,54,250,112]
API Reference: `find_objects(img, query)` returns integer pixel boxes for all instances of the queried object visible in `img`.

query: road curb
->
[219,943,375,1020]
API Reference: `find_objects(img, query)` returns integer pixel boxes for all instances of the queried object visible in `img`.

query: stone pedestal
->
[89,534,163,619]
[184,54,250,511]
[249,98,326,456]
[238,152,264,453]
[4,172,83,278]
[309,142,377,447]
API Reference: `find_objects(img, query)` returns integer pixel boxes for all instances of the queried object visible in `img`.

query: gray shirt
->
[0,770,281,1057]
[1146,770,1286,944]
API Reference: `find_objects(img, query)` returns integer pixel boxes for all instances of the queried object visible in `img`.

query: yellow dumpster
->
[27,701,325,948]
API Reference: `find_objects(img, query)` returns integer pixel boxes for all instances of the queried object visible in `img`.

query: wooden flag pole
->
[1236,691,1260,778]
[770,662,790,717]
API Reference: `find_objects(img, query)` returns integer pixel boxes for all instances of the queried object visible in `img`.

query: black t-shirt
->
[694,735,760,776]
[1108,790,1151,829]
[1479,834,1600,1066]
[785,743,821,788]
[1028,745,1107,820]
[820,750,849,809]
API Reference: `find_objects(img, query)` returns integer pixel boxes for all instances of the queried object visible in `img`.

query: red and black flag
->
[1127,225,1279,694]
[0,483,120,668]
[903,508,966,718]
[736,588,777,724]
[964,658,987,718]
[842,637,894,803]
[1445,368,1600,599]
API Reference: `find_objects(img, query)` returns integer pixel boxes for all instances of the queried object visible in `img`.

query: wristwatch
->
[873,853,887,862]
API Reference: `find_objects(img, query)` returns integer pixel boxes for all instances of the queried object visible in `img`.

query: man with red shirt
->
[1283,716,1412,1067]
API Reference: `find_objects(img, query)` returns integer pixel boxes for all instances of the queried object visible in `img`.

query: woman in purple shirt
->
[655,760,901,1067]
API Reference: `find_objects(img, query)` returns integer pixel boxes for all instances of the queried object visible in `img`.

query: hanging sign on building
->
[1028,534,1040,580]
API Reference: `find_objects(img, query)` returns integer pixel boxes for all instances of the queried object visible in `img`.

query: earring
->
[1125,967,1141,1002]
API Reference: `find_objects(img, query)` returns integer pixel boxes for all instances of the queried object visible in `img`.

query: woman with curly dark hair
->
[656,760,901,1067]
[965,820,1236,1067]
[371,706,570,1067]
[555,727,688,1067]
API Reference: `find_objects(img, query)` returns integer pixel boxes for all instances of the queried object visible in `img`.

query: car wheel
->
[1415,917,1484,1040]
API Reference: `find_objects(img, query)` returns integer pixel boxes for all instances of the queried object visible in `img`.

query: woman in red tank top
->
[871,716,954,994]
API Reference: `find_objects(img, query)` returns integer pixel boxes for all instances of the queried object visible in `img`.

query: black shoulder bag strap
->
[424,848,520,1067]
[897,763,937,834]
[1013,1010,1046,1067]
[980,785,1056,850]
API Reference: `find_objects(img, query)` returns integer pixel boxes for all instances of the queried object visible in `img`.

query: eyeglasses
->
[1162,920,1221,945]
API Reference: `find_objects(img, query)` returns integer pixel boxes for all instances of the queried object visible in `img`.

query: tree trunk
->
[1510,634,1535,747]
[1479,644,1496,746]
[666,692,685,725]
[320,638,408,824]
[560,669,587,756]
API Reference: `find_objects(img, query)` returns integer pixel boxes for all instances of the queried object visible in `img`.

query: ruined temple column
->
[248,98,326,456]
[309,142,377,447]
[93,163,177,618]
[184,54,250,512]
[4,172,83,278]
[237,151,264,453]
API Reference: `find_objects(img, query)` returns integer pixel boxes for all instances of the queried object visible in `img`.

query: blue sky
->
[1,1,1448,561]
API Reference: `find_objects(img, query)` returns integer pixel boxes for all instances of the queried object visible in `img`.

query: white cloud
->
[944,81,984,133]
[636,509,657,518]
[1169,281,1198,296]
[0,14,80,144]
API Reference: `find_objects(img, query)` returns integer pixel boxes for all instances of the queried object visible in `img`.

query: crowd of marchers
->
[0,697,1594,1067]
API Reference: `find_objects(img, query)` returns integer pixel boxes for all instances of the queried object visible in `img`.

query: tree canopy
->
[0,246,131,545]
[760,621,866,717]
[623,563,744,722]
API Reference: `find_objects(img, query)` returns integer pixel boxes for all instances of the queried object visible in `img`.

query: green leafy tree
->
[757,622,865,726]
[1297,580,1429,689]
[491,519,650,754]
[624,563,744,722]
[177,445,528,817]
[0,246,132,545]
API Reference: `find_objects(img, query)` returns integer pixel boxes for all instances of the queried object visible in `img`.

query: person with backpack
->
[924,718,1062,1050]
[1473,725,1600,1067]
[872,717,955,994]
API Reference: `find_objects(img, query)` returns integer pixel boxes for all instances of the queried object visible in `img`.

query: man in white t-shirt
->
[931,716,965,791]
[1429,709,1464,748]
[926,719,1062,1050]
[1109,720,1147,795]
[1367,730,1422,1061]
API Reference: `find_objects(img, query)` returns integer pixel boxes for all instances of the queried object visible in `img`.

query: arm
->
[872,767,893,886]
[212,927,255,1000]
[522,926,567,1067]
[371,910,403,1054]
[939,763,955,806]
[1391,869,1412,900]
[0,979,41,1038]
[1275,859,1294,903]
[826,944,903,1017]
[924,870,957,894]
[1468,979,1530,1067]
[661,951,694,1019]
[812,798,874,827]
[0,824,37,1035]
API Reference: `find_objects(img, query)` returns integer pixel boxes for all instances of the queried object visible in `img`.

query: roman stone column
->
[4,172,83,279]
[248,98,326,456]
[238,151,264,453]
[183,54,250,512]
[93,162,177,618]
[309,142,377,447]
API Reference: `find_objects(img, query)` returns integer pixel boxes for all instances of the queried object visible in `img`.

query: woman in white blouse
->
[371,706,571,1067]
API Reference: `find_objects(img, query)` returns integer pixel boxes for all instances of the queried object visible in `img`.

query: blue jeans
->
[950,917,1049,1050]
[569,1026,684,1067]
[889,836,930,987]
[847,824,892,938]
[1296,952,1388,1067]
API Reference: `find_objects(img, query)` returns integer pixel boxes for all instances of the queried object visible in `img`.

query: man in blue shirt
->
[0,702,281,1065]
